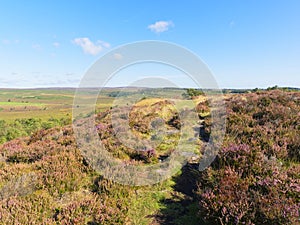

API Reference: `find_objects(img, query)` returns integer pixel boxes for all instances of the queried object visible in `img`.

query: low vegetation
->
[0,88,299,224]
[0,117,71,144]
[197,90,300,224]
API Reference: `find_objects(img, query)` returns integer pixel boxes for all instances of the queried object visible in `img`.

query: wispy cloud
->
[98,40,110,48]
[53,42,60,48]
[32,44,42,50]
[1,72,26,87]
[2,39,11,44]
[2,39,20,45]
[72,37,110,55]
[148,20,174,33]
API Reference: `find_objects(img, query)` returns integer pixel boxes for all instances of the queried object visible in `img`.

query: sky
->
[0,0,299,89]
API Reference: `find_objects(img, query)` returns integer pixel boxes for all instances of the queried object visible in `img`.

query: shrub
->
[197,90,300,224]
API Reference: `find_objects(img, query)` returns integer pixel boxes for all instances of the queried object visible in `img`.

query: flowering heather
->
[197,90,300,225]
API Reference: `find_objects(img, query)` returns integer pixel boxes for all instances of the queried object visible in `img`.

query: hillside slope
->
[0,90,299,224]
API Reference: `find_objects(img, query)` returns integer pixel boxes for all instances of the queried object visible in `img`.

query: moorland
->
[0,87,299,224]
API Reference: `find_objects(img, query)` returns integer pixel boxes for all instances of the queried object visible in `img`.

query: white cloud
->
[148,20,174,33]
[97,40,110,48]
[72,37,110,55]
[53,42,60,48]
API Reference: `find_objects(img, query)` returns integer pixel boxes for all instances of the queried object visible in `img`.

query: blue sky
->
[0,0,299,88]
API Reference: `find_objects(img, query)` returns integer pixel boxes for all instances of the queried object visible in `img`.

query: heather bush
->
[0,125,129,224]
[197,90,300,224]
[198,145,300,224]
[0,191,56,224]
[53,193,125,225]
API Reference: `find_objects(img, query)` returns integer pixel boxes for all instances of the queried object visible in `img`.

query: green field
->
[0,87,194,121]
[0,101,44,106]
[0,88,116,121]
